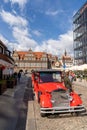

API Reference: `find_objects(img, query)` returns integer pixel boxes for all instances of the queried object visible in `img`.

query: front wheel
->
[75,112,80,116]
[40,113,46,117]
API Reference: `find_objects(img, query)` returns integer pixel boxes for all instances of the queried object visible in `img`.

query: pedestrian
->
[17,71,21,82]
[79,74,83,82]
[70,71,76,82]
[13,72,18,85]
[64,71,73,93]
[69,71,73,83]
[61,71,65,82]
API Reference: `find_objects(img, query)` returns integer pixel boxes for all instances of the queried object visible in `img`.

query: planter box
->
[6,80,14,88]
[6,78,17,88]
[0,80,7,95]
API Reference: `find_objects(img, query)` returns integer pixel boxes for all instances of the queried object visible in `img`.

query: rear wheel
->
[38,91,41,103]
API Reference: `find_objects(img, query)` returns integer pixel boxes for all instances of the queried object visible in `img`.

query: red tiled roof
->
[34,52,44,59]
[15,50,57,60]
[17,51,47,59]
[17,51,28,59]
[17,51,28,55]
[62,55,72,60]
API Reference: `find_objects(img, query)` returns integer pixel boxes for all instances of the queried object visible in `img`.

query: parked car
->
[31,69,86,117]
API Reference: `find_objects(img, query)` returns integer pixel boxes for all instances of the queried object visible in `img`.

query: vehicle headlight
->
[69,96,73,101]
[51,100,55,103]
[67,94,73,101]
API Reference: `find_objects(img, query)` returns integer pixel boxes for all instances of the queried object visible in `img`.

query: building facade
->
[0,40,14,79]
[61,50,73,69]
[73,2,87,65]
[12,49,58,72]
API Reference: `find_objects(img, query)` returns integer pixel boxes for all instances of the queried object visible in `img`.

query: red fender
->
[70,92,82,106]
[40,94,52,108]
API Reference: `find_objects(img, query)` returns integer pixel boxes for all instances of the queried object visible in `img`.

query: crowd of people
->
[14,71,22,83]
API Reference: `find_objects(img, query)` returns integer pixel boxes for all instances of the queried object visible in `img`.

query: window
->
[28,57,32,60]
[24,57,28,60]
[39,71,62,83]
[5,50,10,56]
[16,57,19,60]
[42,63,47,67]
[0,47,3,53]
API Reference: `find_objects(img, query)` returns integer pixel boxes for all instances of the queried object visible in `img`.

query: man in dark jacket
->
[18,71,21,82]
[64,72,73,93]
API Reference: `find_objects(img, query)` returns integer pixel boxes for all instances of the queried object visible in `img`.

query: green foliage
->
[0,80,7,84]
[84,69,87,75]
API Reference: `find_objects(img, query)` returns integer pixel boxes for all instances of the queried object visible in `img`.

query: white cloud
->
[3,0,28,10]
[11,0,27,9]
[0,10,38,50]
[45,9,64,16]
[0,10,73,57]
[0,27,73,57]
[46,10,59,16]
[32,30,42,36]
[0,31,37,52]
[0,10,28,27]
[13,27,29,37]
[0,34,17,51]
[13,27,37,49]
[34,30,73,57]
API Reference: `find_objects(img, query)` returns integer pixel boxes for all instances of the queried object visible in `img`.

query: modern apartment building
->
[73,2,87,65]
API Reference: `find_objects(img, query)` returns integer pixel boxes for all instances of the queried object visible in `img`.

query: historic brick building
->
[12,49,58,72]
[61,50,73,69]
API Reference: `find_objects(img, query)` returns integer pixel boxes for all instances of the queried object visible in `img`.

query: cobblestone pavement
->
[32,82,87,130]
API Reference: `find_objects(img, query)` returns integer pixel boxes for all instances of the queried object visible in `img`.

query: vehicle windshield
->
[39,71,62,83]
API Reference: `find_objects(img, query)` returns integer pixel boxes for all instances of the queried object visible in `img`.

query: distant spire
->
[64,49,67,56]
[12,47,15,54]
[28,48,32,51]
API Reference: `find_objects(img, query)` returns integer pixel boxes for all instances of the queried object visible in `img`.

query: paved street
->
[0,75,33,130]
[0,76,87,130]
[26,79,87,130]
[0,89,18,130]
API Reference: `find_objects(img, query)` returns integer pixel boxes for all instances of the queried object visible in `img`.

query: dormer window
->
[5,50,10,56]
[19,56,20,60]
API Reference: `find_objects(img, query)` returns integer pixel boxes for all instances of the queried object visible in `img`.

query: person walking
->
[64,71,73,93]
[13,72,18,85]
[69,71,76,83]
[17,71,21,82]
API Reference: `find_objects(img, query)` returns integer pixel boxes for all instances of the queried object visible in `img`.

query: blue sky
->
[0,0,86,57]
